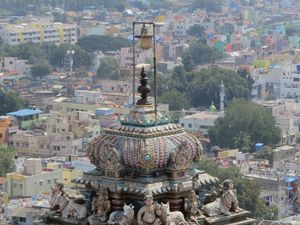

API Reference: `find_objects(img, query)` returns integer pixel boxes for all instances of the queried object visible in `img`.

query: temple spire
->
[136,67,151,105]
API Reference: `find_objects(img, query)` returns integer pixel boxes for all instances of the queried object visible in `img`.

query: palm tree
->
[233,131,252,153]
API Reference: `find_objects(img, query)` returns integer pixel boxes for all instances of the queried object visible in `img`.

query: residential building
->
[10,130,50,156]
[0,57,32,76]
[0,22,77,45]
[10,129,83,157]
[279,68,300,99]
[6,158,63,197]
[74,90,105,104]
[7,108,43,130]
[120,47,146,68]
[179,111,224,136]
[273,145,297,164]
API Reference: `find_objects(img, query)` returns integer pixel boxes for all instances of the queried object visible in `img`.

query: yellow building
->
[62,168,82,187]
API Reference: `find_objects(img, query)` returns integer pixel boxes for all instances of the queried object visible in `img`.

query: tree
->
[96,57,120,80]
[77,35,130,52]
[192,0,223,12]
[182,40,221,71]
[159,91,190,111]
[31,62,52,78]
[0,90,24,116]
[209,99,281,150]
[188,24,206,38]
[0,146,16,176]
[233,131,252,152]
[182,53,195,72]
[187,68,251,108]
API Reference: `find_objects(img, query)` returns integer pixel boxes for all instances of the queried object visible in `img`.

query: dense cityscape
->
[0,0,300,224]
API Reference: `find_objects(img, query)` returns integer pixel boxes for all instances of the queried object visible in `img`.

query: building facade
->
[0,22,77,45]
[6,158,63,197]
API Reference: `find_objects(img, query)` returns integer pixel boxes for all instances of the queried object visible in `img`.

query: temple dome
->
[87,105,202,175]
[87,67,202,176]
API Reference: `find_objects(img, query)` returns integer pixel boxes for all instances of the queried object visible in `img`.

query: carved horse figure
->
[51,194,87,219]
[107,203,135,225]
[160,202,187,225]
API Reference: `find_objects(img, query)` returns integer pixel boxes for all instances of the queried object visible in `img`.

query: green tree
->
[182,53,195,72]
[159,91,190,111]
[187,68,250,108]
[192,0,223,12]
[31,62,52,78]
[182,40,221,71]
[96,57,120,80]
[0,90,23,115]
[188,24,206,38]
[77,35,130,52]
[0,146,16,176]
[209,99,281,150]
[233,131,252,152]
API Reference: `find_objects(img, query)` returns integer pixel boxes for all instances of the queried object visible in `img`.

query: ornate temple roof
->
[87,67,203,174]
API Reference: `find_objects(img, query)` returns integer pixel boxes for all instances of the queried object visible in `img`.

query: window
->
[181,123,184,127]
[19,184,23,189]
[39,180,43,186]
[13,183,17,188]
[47,179,51,184]
[19,217,26,222]
[188,124,192,128]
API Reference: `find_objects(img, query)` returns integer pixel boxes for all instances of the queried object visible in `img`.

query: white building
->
[74,90,104,104]
[0,22,77,45]
[6,158,63,197]
[179,111,224,135]
[279,69,300,99]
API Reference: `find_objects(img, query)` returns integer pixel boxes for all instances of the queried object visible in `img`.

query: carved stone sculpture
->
[88,187,111,224]
[171,142,193,171]
[184,190,202,223]
[160,202,187,225]
[107,203,135,225]
[203,179,239,217]
[137,194,161,225]
[49,182,87,220]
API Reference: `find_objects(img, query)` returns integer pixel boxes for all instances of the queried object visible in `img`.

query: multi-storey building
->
[6,158,62,197]
[0,22,77,45]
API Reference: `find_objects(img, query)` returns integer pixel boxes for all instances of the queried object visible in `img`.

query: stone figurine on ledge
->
[137,194,162,225]
[184,190,202,223]
[203,179,239,217]
[88,187,111,225]
[107,203,135,225]
[49,182,87,220]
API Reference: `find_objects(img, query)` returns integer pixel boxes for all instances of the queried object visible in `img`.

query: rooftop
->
[183,111,224,120]
[7,108,42,117]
